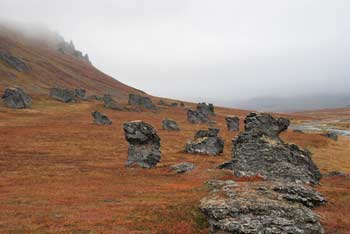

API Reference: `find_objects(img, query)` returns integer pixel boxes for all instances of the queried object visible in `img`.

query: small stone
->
[225,116,240,131]
[322,132,338,141]
[92,111,112,125]
[170,162,195,174]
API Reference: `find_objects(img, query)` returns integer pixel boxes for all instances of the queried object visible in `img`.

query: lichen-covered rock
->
[225,116,240,131]
[170,162,195,174]
[197,102,215,116]
[187,109,209,124]
[0,51,30,72]
[322,132,338,141]
[74,88,86,99]
[200,181,326,234]
[128,94,156,109]
[231,112,322,184]
[103,94,124,110]
[50,87,76,103]
[123,121,161,168]
[162,118,180,131]
[92,111,112,125]
[2,87,32,109]
[186,128,224,156]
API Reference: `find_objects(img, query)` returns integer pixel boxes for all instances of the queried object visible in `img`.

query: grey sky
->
[1,0,350,105]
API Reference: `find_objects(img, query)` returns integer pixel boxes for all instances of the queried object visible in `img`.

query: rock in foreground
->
[162,118,180,131]
[2,87,32,109]
[200,180,326,234]
[231,112,322,184]
[92,111,112,125]
[185,128,224,156]
[123,121,161,168]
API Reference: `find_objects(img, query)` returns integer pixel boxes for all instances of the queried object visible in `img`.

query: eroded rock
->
[225,116,240,131]
[128,94,156,110]
[74,88,86,99]
[200,181,326,234]
[92,111,112,125]
[187,109,209,124]
[162,118,180,131]
[197,102,215,116]
[123,121,161,168]
[230,112,322,184]
[185,128,224,156]
[103,94,124,110]
[0,51,30,72]
[2,87,32,109]
[50,87,75,103]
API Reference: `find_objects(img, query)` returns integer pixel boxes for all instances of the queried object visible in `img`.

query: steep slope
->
[0,24,143,101]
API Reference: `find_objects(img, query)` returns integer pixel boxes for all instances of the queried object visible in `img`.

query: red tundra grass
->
[1,99,350,233]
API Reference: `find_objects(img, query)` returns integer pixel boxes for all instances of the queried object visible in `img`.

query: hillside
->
[1,25,350,234]
[0,23,143,102]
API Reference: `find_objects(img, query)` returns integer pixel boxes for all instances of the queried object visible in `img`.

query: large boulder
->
[2,87,32,109]
[103,94,124,110]
[200,180,326,234]
[162,118,180,131]
[225,116,240,131]
[0,51,30,72]
[187,109,209,124]
[123,121,161,168]
[50,87,76,103]
[128,94,156,109]
[185,128,224,156]
[230,112,322,184]
[92,111,112,125]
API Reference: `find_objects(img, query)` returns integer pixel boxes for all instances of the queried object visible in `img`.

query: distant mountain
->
[0,22,143,101]
[232,94,350,112]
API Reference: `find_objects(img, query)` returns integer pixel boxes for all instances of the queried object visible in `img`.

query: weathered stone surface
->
[2,87,32,109]
[230,112,321,184]
[50,87,75,103]
[123,121,161,168]
[322,132,338,141]
[162,118,180,131]
[200,181,326,234]
[170,162,195,174]
[74,88,86,99]
[92,111,112,125]
[187,109,209,124]
[186,128,224,156]
[197,102,215,116]
[225,116,240,131]
[128,94,156,109]
[194,128,219,139]
[103,94,124,110]
[0,51,30,72]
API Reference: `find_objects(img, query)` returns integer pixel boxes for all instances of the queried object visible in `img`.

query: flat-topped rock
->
[123,121,161,168]
[128,94,156,109]
[185,128,224,156]
[50,87,76,103]
[2,87,32,109]
[92,111,112,125]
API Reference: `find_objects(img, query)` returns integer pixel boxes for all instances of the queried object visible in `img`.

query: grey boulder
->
[123,121,161,168]
[92,111,112,125]
[103,94,124,110]
[162,118,180,131]
[128,94,156,109]
[0,51,30,72]
[225,116,240,131]
[50,87,76,103]
[170,162,195,174]
[186,128,224,156]
[187,109,209,124]
[2,87,32,109]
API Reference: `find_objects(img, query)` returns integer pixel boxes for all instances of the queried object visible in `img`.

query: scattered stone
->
[162,118,180,131]
[170,102,178,107]
[170,162,195,174]
[185,128,224,156]
[103,94,124,110]
[50,87,76,103]
[293,129,304,134]
[323,171,346,177]
[92,111,112,125]
[194,128,219,139]
[200,181,326,234]
[225,116,240,131]
[158,100,167,106]
[197,102,215,116]
[187,109,209,124]
[180,102,185,107]
[123,121,161,168]
[128,94,156,109]
[230,112,322,184]
[74,88,86,99]
[0,51,30,72]
[322,132,338,141]
[2,87,32,109]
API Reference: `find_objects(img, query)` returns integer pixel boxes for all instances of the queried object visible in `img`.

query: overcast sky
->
[1,0,350,105]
